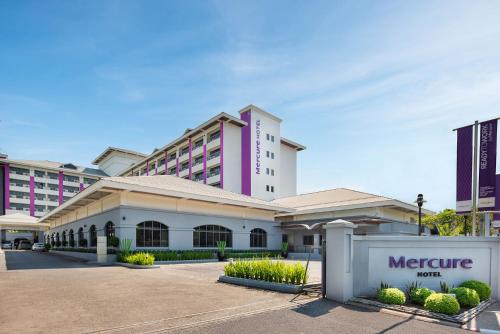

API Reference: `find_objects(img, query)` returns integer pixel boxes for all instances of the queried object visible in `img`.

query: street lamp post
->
[415,194,426,236]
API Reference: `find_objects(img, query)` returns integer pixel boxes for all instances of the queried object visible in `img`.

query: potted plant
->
[216,241,226,261]
[281,242,289,259]
[108,236,120,248]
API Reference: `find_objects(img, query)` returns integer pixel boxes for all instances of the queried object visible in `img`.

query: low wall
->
[352,236,499,298]
[324,220,500,303]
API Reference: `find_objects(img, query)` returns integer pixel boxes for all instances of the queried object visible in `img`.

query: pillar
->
[96,236,107,264]
[324,219,356,303]
[313,233,320,254]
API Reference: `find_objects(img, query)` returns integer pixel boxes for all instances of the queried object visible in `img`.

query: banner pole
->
[471,121,479,236]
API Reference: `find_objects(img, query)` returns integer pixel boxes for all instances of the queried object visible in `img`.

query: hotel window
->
[136,221,169,248]
[282,234,288,243]
[266,168,270,175]
[271,135,275,142]
[194,156,203,166]
[303,235,314,246]
[271,152,275,159]
[180,162,189,171]
[266,133,270,140]
[266,151,270,158]
[194,138,203,149]
[209,166,220,177]
[180,146,189,156]
[250,228,267,248]
[78,228,85,247]
[64,174,79,183]
[34,170,46,178]
[208,130,220,143]
[271,169,275,176]
[149,162,156,172]
[194,172,204,182]
[11,167,29,176]
[48,172,59,180]
[193,225,232,248]
[266,185,270,192]
[271,186,274,193]
[168,153,176,162]
[105,221,115,238]
[209,149,220,160]
[169,167,176,175]
[158,158,166,167]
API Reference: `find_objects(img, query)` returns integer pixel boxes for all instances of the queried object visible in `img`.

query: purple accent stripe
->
[203,143,207,184]
[220,121,224,189]
[58,171,64,205]
[188,138,192,180]
[80,183,84,192]
[29,176,35,216]
[146,160,149,176]
[495,174,500,222]
[165,151,168,175]
[4,163,10,210]
[176,157,179,177]
[241,111,251,195]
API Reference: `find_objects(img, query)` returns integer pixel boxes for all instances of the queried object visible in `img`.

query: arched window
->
[56,232,60,246]
[136,221,168,247]
[46,235,50,244]
[62,231,67,245]
[89,225,97,247]
[69,229,74,246]
[193,225,232,248]
[78,227,85,247]
[105,221,115,238]
[51,233,55,246]
[250,228,267,248]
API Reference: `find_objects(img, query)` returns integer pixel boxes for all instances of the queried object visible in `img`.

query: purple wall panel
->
[478,119,497,211]
[240,111,251,195]
[219,121,224,189]
[203,144,207,184]
[176,157,179,177]
[4,163,10,209]
[456,125,473,214]
[188,137,192,180]
[58,171,64,205]
[29,176,35,216]
[80,182,84,192]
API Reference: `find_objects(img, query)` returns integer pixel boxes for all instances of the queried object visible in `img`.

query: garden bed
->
[349,296,494,324]
[156,259,219,265]
[218,275,303,293]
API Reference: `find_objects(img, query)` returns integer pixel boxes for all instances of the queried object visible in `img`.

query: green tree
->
[422,209,467,236]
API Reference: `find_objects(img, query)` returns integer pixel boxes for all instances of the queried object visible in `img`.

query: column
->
[313,233,320,254]
[29,169,35,217]
[324,219,356,303]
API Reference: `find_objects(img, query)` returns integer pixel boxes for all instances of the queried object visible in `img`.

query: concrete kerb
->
[218,275,303,294]
[115,262,160,269]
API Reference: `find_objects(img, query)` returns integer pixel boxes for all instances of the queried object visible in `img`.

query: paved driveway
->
[0,251,468,334]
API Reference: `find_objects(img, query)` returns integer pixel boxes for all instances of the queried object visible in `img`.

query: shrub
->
[55,240,61,247]
[108,236,120,248]
[377,288,406,305]
[450,287,480,307]
[69,239,75,247]
[223,259,307,285]
[410,287,435,305]
[405,281,422,297]
[79,238,87,247]
[424,293,460,315]
[459,280,491,301]
[120,252,155,266]
[44,243,51,251]
[62,240,68,247]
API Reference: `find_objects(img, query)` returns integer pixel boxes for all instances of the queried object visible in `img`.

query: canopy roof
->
[0,213,48,231]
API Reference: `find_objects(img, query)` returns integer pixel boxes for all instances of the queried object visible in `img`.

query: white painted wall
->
[222,122,242,194]
[98,152,144,176]
[279,143,297,198]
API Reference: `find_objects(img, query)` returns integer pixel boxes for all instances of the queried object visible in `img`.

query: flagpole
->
[471,121,479,236]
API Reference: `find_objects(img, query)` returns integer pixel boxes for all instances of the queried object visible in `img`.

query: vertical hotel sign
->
[478,120,497,211]
[456,126,473,213]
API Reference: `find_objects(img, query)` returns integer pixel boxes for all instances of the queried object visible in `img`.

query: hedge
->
[377,288,406,305]
[424,293,460,315]
[459,280,491,301]
[409,287,435,305]
[450,287,480,307]
[224,259,307,285]
[51,247,116,254]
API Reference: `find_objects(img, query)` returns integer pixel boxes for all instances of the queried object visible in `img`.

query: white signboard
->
[368,247,491,292]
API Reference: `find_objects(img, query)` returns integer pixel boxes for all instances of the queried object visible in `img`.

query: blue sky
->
[1,1,499,211]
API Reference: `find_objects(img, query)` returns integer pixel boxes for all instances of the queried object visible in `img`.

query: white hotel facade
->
[1,105,430,251]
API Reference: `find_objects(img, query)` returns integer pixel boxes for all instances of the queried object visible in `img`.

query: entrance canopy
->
[0,213,49,232]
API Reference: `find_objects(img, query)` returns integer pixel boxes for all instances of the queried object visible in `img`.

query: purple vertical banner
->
[188,137,192,180]
[80,182,84,192]
[240,111,251,195]
[478,119,497,211]
[219,121,224,189]
[58,171,64,205]
[176,157,179,177]
[456,125,473,214]
[4,163,10,210]
[203,143,207,184]
[165,151,168,175]
[494,174,500,223]
[29,176,35,216]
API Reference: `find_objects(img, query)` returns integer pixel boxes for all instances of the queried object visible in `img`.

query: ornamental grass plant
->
[224,259,307,285]
[119,252,155,266]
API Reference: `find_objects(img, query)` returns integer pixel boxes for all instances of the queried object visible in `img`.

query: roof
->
[39,175,294,223]
[0,213,49,230]
[272,188,435,216]
[280,137,306,151]
[119,112,247,176]
[238,104,283,123]
[92,147,148,165]
[5,159,108,177]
